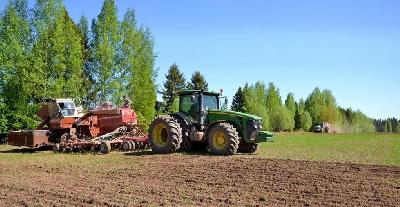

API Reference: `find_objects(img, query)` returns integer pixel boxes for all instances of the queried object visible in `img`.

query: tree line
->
[230,82,397,133]
[374,118,399,133]
[0,0,156,133]
[0,0,397,135]
[157,65,397,133]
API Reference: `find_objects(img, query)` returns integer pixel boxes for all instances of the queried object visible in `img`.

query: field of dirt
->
[0,152,399,207]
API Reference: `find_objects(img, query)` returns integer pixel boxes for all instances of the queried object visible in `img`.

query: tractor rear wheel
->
[174,117,192,152]
[207,123,239,155]
[148,115,182,154]
[238,142,258,153]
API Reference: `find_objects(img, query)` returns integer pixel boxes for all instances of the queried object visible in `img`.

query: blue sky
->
[1,0,399,119]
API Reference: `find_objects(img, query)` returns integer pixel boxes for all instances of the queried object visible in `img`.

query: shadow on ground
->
[123,149,257,157]
[123,148,212,156]
[0,146,51,154]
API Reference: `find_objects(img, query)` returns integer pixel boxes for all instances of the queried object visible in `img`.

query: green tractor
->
[148,90,272,155]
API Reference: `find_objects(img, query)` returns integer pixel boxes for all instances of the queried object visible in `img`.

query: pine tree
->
[231,87,245,112]
[162,64,186,113]
[187,71,208,90]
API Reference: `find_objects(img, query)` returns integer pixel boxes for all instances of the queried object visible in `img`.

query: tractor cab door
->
[179,95,200,123]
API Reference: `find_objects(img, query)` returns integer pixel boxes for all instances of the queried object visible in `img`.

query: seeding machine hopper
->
[7,99,148,154]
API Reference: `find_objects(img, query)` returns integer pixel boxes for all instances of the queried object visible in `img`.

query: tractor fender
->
[205,120,243,139]
[170,112,193,126]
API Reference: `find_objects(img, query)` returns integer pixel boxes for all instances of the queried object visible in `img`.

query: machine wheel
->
[207,123,239,155]
[90,145,97,152]
[238,142,258,153]
[100,141,112,154]
[52,143,60,153]
[148,115,182,154]
[121,140,132,151]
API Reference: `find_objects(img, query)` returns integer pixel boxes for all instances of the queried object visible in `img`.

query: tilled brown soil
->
[0,153,399,207]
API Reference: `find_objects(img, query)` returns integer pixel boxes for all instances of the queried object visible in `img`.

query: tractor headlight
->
[252,120,262,129]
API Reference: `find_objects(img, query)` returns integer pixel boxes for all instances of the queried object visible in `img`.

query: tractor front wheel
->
[148,115,182,154]
[207,123,239,155]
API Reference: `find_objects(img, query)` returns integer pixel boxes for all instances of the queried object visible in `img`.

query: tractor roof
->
[42,98,74,103]
[178,90,221,96]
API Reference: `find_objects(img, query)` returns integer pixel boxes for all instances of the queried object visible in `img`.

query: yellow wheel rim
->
[212,131,226,150]
[153,123,168,147]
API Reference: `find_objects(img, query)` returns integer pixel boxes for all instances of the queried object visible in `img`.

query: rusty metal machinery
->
[7,98,149,154]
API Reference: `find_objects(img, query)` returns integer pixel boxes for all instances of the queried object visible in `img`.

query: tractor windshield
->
[58,101,75,116]
[203,95,219,110]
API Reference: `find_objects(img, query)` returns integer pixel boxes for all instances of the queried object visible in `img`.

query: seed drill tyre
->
[100,141,112,154]
[52,143,60,153]
[121,140,132,151]
[148,115,182,154]
[238,142,258,153]
[207,123,239,155]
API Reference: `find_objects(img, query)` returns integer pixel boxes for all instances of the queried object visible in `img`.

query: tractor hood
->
[208,110,262,120]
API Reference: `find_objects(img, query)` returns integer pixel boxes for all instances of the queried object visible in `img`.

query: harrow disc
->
[129,141,136,151]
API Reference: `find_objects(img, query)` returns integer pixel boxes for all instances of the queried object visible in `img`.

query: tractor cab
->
[43,98,84,119]
[178,90,223,124]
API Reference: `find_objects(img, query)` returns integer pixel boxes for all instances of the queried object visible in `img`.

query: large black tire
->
[174,117,192,152]
[148,115,182,154]
[238,142,258,153]
[207,123,239,155]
